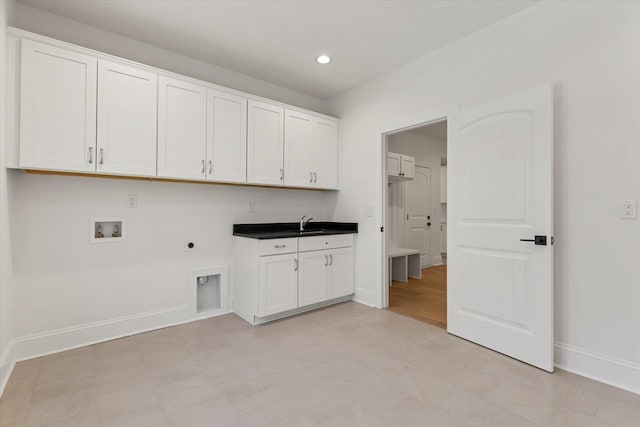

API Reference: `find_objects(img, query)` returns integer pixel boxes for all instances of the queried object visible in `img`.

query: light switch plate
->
[620,200,638,219]
[248,200,256,212]
[127,194,137,208]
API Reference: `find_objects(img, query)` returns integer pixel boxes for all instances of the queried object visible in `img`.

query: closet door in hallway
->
[405,166,431,267]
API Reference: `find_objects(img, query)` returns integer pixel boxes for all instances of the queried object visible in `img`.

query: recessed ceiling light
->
[316,55,331,65]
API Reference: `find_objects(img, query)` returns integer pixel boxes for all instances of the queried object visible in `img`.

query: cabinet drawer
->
[259,238,298,256]
[299,234,353,252]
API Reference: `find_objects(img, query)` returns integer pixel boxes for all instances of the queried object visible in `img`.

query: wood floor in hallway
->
[388,264,447,328]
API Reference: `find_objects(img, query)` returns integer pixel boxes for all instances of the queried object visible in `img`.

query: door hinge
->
[551,236,555,245]
[380,226,384,232]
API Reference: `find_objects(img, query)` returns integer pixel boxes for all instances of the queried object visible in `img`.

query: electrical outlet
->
[127,195,137,208]
[620,200,638,219]
[248,200,256,212]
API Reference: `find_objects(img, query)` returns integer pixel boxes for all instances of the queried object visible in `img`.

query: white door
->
[298,250,328,307]
[258,253,299,317]
[284,110,314,187]
[157,76,207,180]
[448,84,554,371]
[97,60,157,177]
[313,118,339,189]
[247,100,284,186]
[206,89,247,183]
[405,166,431,267]
[20,40,97,172]
[327,248,354,299]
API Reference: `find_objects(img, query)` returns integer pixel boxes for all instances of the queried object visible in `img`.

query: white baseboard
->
[9,305,195,363]
[555,342,640,395]
[353,287,379,308]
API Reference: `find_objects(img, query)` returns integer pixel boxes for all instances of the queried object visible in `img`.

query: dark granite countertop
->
[233,221,358,239]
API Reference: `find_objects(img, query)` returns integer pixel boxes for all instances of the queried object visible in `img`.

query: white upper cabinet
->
[12,31,340,190]
[157,76,207,180]
[387,152,415,180]
[284,110,314,187]
[387,152,401,177]
[247,100,285,186]
[284,110,338,189]
[313,118,339,189]
[97,60,158,177]
[20,39,97,172]
[206,89,247,183]
[401,155,415,179]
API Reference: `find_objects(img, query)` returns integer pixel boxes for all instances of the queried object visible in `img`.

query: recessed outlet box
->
[91,218,125,243]
[620,200,638,219]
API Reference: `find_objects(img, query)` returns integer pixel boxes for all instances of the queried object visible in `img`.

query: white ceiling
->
[20,0,537,99]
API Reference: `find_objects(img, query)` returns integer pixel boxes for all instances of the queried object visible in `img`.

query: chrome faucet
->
[300,215,314,231]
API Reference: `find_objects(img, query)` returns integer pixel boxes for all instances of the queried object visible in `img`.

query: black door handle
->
[520,235,547,246]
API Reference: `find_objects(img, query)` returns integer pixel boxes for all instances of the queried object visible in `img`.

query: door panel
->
[97,60,157,176]
[405,166,431,267]
[247,100,284,185]
[313,118,339,189]
[284,110,314,187]
[20,40,97,172]
[328,248,354,299]
[157,76,207,180]
[298,250,328,307]
[258,253,298,317]
[207,89,247,183]
[448,84,553,371]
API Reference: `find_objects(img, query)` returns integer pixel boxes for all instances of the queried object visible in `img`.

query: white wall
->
[329,1,640,393]
[388,129,447,264]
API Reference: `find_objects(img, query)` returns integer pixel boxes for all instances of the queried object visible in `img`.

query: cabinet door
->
[401,155,415,179]
[20,39,97,172]
[298,250,328,307]
[258,253,299,317]
[206,89,247,183]
[387,153,401,177]
[284,110,314,187]
[327,247,354,299]
[97,60,157,177]
[440,166,447,203]
[313,118,338,189]
[247,100,284,186]
[157,76,207,180]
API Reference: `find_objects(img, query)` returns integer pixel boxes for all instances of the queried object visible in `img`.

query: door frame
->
[379,108,452,308]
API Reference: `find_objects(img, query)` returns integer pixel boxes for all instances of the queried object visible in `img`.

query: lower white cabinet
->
[233,234,355,325]
[258,253,299,317]
[298,250,329,307]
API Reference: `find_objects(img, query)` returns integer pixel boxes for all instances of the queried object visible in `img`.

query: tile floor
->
[1,302,639,426]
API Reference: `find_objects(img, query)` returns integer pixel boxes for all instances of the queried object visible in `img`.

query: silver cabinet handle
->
[329,254,333,265]
[99,148,104,165]
[201,160,205,174]
[309,171,313,183]
[324,255,328,266]
[208,160,212,174]
[313,172,317,183]
[274,244,286,248]
[280,168,284,181]
[88,147,93,164]
[294,258,298,271]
